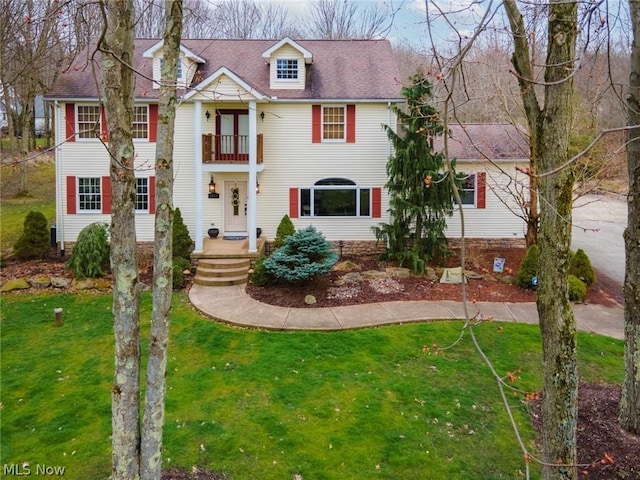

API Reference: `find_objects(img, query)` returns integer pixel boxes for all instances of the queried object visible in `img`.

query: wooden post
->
[54,308,63,327]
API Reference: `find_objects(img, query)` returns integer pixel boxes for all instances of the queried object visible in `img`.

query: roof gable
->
[183,67,266,101]
[262,37,313,64]
[142,40,206,63]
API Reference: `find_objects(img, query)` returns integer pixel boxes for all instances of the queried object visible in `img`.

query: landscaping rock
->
[50,276,71,288]
[1,278,31,292]
[362,270,387,279]
[304,294,317,305]
[385,267,411,279]
[29,275,51,288]
[465,270,484,281]
[339,272,363,285]
[425,267,439,282]
[72,278,112,290]
[499,275,516,285]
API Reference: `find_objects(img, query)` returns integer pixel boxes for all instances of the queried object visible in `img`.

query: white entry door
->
[224,181,247,233]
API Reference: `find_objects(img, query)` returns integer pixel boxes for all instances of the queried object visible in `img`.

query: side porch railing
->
[202,134,263,163]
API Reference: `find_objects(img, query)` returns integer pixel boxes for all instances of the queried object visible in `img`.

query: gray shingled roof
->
[435,124,530,161]
[46,38,403,102]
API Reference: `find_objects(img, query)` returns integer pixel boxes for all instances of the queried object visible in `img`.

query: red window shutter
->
[346,104,356,143]
[102,176,112,214]
[66,176,76,214]
[312,105,321,143]
[65,103,76,142]
[476,172,486,209]
[289,187,299,218]
[100,106,108,142]
[149,104,158,142]
[372,187,382,218]
[149,176,156,214]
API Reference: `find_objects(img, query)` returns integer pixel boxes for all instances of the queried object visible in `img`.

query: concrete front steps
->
[193,258,251,287]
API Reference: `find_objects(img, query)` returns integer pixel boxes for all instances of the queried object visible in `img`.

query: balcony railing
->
[202,134,263,164]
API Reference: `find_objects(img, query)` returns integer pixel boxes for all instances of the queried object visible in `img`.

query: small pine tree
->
[14,211,50,259]
[272,214,296,249]
[264,226,338,283]
[516,244,539,289]
[173,207,193,262]
[569,248,595,286]
[568,274,587,302]
[66,223,110,278]
[172,257,192,289]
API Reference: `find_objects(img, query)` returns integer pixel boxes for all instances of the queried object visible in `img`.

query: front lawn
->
[0,292,624,479]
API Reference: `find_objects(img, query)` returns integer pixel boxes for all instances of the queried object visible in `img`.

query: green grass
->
[0,292,624,479]
[0,159,56,253]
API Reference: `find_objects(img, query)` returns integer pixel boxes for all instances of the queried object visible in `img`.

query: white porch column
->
[247,100,257,253]
[194,101,204,253]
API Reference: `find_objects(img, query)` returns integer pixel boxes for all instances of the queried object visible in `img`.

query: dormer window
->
[276,59,298,79]
[159,57,183,80]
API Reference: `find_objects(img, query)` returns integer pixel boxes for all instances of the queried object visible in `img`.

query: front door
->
[224,181,247,233]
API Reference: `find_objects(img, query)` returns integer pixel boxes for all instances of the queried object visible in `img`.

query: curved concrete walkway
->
[189,284,625,340]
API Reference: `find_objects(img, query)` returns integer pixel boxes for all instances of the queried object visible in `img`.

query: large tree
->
[141,1,182,478]
[374,71,455,273]
[98,1,141,478]
[504,1,579,479]
[620,0,640,435]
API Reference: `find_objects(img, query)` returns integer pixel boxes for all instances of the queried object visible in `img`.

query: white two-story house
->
[46,37,527,275]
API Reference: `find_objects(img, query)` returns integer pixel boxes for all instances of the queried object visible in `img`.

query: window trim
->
[299,178,372,218]
[276,58,299,80]
[321,105,346,142]
[132,105,149,141]
[459,173,477,207]
[135,177,149,212]
[76,105,102,141]
[77,177,102,212]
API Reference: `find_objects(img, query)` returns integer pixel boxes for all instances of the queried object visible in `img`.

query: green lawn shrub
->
[250,256,275,286]
[173,207,193,262]
[173,257,192,289]
[272,214,296,249]
[264,225,338,283]
[569,248,596,286]
[516,244,539,289]
[568,274,587,301]
[14,211,49,259]
[66,223,110,278]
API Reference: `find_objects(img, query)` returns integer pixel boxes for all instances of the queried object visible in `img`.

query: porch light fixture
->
[208,175,219,198]
[205,110,211,121]
[260,111,265,122]
[256,179,260,194]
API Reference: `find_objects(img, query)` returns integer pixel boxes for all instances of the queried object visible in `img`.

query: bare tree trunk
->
[98,1,140,479]
[140,2,182,479]
[619,0,640,435]
[504,1,579,478]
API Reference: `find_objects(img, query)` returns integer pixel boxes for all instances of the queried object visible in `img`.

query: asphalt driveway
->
[571,193,627,287]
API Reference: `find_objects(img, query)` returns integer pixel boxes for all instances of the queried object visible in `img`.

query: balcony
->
[202,134,263,164]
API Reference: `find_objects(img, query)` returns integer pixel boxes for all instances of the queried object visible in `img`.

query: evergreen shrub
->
[569,248,595,286]
[14,211,50,260]
[66,223,110,278]
[272,215,296,249]
[173,207,193,262]
[516,244,539,289]
[250,257,275,287]
[568,274,587,302]
[264,226,338,284]
[173,257,192,289]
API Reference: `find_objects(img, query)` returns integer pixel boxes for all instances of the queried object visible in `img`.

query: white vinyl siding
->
[268,45,305,90]
[445,163,528,239]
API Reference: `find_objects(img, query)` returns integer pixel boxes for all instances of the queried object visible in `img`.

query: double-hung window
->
[78,177,101,211]
[77,105,101,139]
[159,57,183,80]
[135,178,149,211]
[132,106,149,139]
[322,106,345,141]
[300,178,370,217]
[276,59,298,79]
[460,174,476,206]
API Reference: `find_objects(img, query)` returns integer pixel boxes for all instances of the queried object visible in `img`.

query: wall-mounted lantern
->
[208,175,219,198]
[205,110,211,122]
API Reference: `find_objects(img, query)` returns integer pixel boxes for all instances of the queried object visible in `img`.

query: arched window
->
[300,178,370,217]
